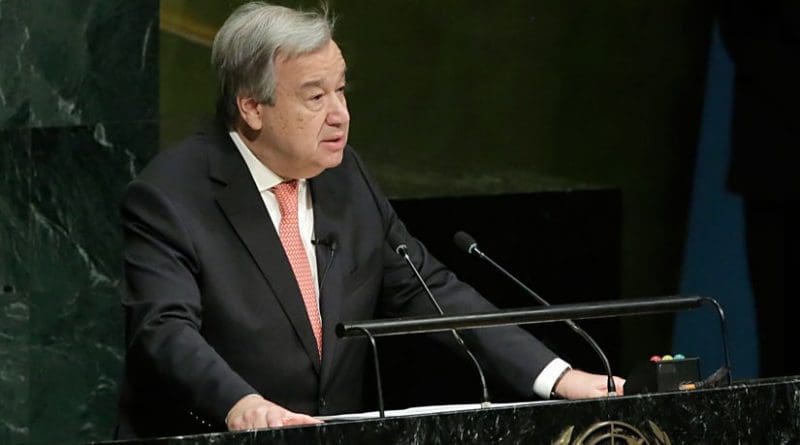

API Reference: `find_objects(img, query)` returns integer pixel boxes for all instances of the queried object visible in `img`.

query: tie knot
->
[273,180,299,218]
[273,179,298,193]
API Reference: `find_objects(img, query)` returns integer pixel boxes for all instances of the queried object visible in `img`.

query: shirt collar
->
[229,130,300,192]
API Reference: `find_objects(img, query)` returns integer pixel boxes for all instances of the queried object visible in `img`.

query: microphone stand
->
[338,295,731,414]
[395,243,491,408]
[455,231,617,396]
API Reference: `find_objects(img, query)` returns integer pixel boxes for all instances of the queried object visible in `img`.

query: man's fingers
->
[225,395,320,431]
[265,407,286,427]
[228,416,247,431]
[229,405,274,430]
[240,409,259,430]
[614,376,626,395]
[236,407,285,429]
[283,414,323,426]
[252,405,272,429]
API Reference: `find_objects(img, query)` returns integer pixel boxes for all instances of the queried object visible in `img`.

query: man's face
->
[253,39,349,179]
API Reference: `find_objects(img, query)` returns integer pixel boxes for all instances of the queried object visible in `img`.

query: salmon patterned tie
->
[272,180,322,357]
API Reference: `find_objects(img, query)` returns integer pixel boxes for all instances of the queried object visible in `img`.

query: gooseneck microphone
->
[453,230,617,397]
[390,234,491,407]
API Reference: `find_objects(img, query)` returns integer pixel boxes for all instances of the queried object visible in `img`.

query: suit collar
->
[228,129,285,192]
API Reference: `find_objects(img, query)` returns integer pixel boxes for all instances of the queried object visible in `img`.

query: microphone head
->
[328,233,339,250]
[387,229,408,256]
[313,233,339,250]
[453,231,478,255]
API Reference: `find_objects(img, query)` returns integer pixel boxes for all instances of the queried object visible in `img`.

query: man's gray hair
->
[211,2,334,125]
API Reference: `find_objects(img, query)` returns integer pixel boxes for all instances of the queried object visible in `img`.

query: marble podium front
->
[95,376,800,445]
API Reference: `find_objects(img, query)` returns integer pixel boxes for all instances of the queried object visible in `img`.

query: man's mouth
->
[320,134,346,149]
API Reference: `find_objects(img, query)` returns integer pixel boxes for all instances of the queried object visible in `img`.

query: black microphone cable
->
[453,230,617,397]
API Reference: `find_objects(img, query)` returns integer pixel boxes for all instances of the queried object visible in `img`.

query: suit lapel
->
[208,127,322,373]
[309,172,346,388]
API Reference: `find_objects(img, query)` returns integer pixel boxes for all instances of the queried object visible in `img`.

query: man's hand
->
[226,394,323,431]
[553,369,626,399]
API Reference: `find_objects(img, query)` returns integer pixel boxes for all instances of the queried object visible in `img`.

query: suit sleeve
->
[121,179,256,424]
[348,151,559,397]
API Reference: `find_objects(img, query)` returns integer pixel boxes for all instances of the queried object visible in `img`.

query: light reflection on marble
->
[0,292,30,445]
[0,0,158,131]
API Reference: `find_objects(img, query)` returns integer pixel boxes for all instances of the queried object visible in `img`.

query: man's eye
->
[310,94,323,101]
[336,85,347,93]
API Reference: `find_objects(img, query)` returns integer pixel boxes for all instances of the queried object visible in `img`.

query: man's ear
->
[236,96,263,131]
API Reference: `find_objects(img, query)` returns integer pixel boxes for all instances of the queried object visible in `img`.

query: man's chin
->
[322,150,345,169]
[300,153,344,179]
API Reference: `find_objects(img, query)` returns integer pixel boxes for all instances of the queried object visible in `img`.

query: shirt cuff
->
[532,358,571,399]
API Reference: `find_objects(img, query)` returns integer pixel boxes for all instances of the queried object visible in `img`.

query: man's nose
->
[326,95,349,126]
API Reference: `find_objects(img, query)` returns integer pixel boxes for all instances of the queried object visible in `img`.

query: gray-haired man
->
[117,2,623,439]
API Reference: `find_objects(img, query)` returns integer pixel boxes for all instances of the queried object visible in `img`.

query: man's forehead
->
[276,43,347,88]
[298,69,346,90]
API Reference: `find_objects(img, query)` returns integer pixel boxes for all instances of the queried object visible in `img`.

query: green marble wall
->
[0,1,158,444]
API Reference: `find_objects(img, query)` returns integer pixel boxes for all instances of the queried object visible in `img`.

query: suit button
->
[319,397,327,409]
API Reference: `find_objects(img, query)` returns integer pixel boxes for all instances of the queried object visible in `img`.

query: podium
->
[97,376,800,444]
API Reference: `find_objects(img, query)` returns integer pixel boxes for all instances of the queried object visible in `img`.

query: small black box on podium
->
[624,357,701,395]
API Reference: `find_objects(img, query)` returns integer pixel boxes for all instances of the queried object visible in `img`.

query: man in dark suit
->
[116,2,623,439]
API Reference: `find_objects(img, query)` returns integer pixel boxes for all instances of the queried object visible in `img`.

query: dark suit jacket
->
[116,122,558,439]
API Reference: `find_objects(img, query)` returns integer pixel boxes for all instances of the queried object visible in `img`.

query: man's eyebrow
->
[299,80,325,90]
[299,68,348,90]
